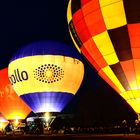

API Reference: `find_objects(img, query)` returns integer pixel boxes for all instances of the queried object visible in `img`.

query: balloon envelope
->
[67,0,140,113]
[0,68,31,120]
[8,40,84,113]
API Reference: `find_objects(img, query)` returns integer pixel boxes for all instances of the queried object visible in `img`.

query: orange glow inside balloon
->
[0,68,31,120]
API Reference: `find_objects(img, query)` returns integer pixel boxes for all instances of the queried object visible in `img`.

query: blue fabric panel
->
[20,92,74,113]
[10,40,82,62]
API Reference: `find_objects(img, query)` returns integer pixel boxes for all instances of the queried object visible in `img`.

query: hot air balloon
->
[67,0,140,116]
[8,40,84,117]
[0,68,31,122]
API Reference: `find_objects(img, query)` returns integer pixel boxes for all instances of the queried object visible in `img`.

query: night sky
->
[0,0,137,125]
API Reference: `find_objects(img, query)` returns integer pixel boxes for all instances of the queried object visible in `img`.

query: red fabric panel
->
[78,28,91,43]
[82,0,100,16]
[132,48,140,59]
[73,9,84,25]
[120,60,135,81]
[84,9,106,36]
[82,39,107,68]
[81,45,101,71]
[128,23,140,48]
[81,0,92,6]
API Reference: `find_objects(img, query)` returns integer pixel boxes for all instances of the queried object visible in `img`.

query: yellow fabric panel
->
[136,79,140,89]
[122,90,140,101]
[120,92,130,100]
[102,66,125,92]
[138,88,140,97]
[8,55,84,96]
[127,98,140,113]
[123,91,134,100]
[92,31,119,65]
[129,81,138,90]
[136,72,140,80]
[99,0,121,7]
[126,90,135,99]
[104,52,119,65]
[132,90,140,99]
[67,0,72,23]
[92,31,115,55]
[100,0,127,29]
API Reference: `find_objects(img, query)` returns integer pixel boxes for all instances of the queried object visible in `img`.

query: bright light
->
[14,118,19,127]
[0,122,3,129]
[45,70,53,77]
[0,121,9,130]
[44,112,50,122]
[0,119,4,129]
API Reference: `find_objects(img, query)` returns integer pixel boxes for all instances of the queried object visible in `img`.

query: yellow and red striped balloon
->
[67,0,140,113]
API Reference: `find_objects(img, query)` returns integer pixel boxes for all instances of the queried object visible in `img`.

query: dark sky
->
[0,0,137,125]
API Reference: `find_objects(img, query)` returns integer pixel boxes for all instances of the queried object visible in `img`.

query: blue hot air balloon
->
[8,40,84,114]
